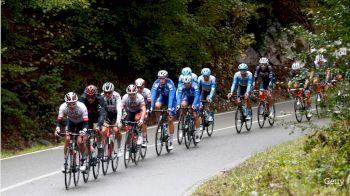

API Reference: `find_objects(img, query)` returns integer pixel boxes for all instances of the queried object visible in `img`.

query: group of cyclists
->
[54,51,348,176]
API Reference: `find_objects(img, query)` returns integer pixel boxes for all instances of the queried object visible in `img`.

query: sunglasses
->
[104,91,112,95]
[67,102,76,107]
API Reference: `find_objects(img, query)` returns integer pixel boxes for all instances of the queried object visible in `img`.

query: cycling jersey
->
[253,65,274,90]
[139,88,151,109]
[197,75,216,100]
[289,68,310,89]
[79,94,105,128]
[122,93,146,112]
[177,82,200,111]
[101,91,122,125]
[230,71,253,94]
[57,101,89,132]
[150,78,176,115]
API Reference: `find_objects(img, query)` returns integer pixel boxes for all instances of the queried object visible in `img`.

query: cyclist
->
[55,92,89,172]
[176,75,201,142]
[101,82,123,157]
[227,63,253,120]
[197,68,216,122]
[135,78,151,146]
[150,70,177,150]
[79,85,105,158]
[287,62,313,118]
[122,84,147,150]
[310,54,331,92]
[252,57,275,118]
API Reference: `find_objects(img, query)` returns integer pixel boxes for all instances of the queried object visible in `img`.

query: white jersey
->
[198,75,216,92]
[140,88,151,104]
[101,91,122,124]
[122,93,146,112]
[57,101,88,124]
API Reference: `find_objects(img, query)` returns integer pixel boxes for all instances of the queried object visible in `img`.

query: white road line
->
[0,112,295,192]
[1,99,294,161]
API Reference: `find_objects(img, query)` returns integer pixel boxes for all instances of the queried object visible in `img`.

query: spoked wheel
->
[155,123,163,156]
[257,102,266,128]
[73,150,81,186]
[315,93,326,118]
[268,103,276,126]
[64,150,72,190]
[206,112,214,137]
[177,115,184,144]
[140,133,147,159]
[82,154,90,183]
[191,121,198,146]
[184,118,191,149]
[235,107,243,133]
[101,139,109,175]
[124,134,132,168]
[165,127,171,153]
[131,134,140,166]
[199,112,205,139]
[245,110,252,131]
[294,97,303,123]
[111,139,119,172]
[92,146,100,179]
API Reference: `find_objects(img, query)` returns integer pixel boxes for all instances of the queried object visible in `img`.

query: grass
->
[193,136,350,196]
[1,141,64,159]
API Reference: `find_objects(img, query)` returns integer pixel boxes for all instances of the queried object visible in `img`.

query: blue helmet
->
[201,68,211,76]
[182,75,192,84]
[181,67,192,76]
[238,63,248,70]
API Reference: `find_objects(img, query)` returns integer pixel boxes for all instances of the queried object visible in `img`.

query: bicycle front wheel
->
[206,112,214,137]
[268,102,276,126]
[73,150,81,186]
[101,138,109,175]
[64,150,72,190]
[199,112,205,139]
[140,135,147,160]
[155,123,163,156]
[257,102,265,128]
[294,97,303,123]
[82,153,90,183]
[235,108,243,133]
[124,133,132,168]
[177,115,184,144]
[111,138,119,172]
[184,118,191,149]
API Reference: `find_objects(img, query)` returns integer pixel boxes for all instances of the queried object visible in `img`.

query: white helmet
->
[201,68,211,76]
[259,57,269,64]
[238,63,248,70]
[126,84,137,94]
[102,82,115,92]
[157,70,168,78]
[182,75,192,84]
[291,62,301,70]
[181,67,192,76]
[64,92,78,103]
[315,54,327,62]
[135,78,145,87]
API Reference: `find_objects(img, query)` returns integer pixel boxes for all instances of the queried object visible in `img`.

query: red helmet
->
[85,85,98,96]
[126,84,137,94]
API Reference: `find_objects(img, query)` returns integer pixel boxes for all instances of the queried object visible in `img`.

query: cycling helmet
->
[291,62,301,70]
[102,82,114,92]
[157,70,168,78]
[259,57,269,64]
[85,85,98,96]
[182,75,192,84]
[238,63,248,70]
[201,68,211,76]
[65,92,78,103]
[126,84,137,94]
[135,78,145,87]
[181,67,192,76]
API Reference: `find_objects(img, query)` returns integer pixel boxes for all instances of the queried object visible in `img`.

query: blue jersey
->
[178,73,198,89]
[150,79,176,109]
[177,82,200,107]
[197,75,216,99]
[253,65,274,84]
[230,71,253,93]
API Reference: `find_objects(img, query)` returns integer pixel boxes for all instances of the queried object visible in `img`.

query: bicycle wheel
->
[64,150,72,190]
[177,115,184,144]
[268,103,276,126]
[199,111,205,139]
[294,97,303,122]
[257,102,265,128]
[191,120,198,146]
[111,138,119,172]
[206,111,214,137]
[92,144,100,179]
[132,132,140,165]
[140,135,147,160]
[235,107,243,133]
[155,123,163,156]
[124,133,132,168]
[101,138,109,175]
[73,150,81,186]
[184,117,191,149]
[315,93,326,118]
[245,110,252,131]
[82,153,90,183]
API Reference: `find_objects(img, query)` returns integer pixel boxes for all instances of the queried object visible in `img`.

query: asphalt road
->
[0,100,330,196]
